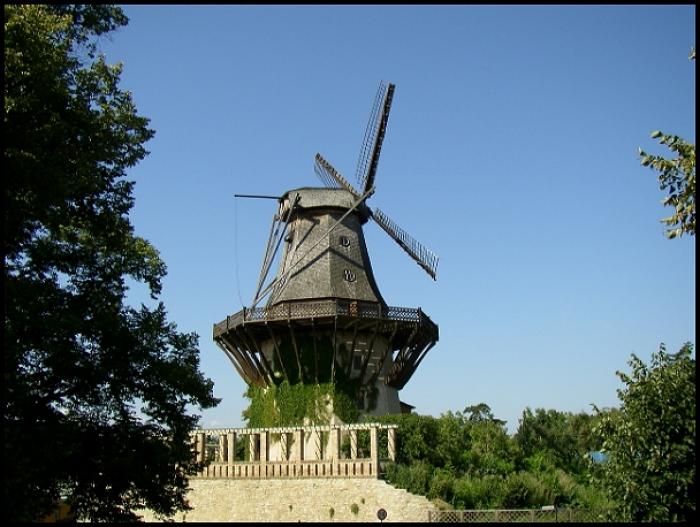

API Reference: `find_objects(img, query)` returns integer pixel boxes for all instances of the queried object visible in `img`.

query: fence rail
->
[427,508,611,523]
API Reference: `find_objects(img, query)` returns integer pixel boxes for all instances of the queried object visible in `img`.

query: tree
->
[639,49,696,239]
[515,408,600,474]
[592,344,695,521]
[4,5,219,521]
[463,402,504,425]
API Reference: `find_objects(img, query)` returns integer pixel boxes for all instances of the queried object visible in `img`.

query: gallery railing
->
[214,299,430,336]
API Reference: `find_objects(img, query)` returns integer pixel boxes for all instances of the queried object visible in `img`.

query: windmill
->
[214,81,439,419]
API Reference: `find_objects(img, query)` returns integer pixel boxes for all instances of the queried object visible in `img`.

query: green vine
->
[243,381,359,427]
[242,333,382,426]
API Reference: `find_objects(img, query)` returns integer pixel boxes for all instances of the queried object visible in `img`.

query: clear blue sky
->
[101,5,695,433]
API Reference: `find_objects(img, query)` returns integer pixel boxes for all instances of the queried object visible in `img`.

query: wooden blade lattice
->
[356,81,395,194]
[314,153,361,198]
[371,207,439,280]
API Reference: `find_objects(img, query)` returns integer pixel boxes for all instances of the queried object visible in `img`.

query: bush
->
[428,468,455,502]
[385,460,434,496]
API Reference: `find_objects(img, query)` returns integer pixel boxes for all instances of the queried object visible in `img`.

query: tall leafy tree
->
[639,49,695,239]
[4,4,219,522]
[592,344,695,522]
[515,408,600,474]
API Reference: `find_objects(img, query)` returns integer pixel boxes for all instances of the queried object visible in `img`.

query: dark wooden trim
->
[358,318,381,382]
[288,321,303,382]
[367,322,398,386]
[266,324,289,383]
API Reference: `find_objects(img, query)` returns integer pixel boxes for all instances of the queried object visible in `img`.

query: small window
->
[343,269,356,282]
[339,235,351,247]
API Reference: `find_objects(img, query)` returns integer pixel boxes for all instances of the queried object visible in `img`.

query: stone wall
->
[137,478,436,522]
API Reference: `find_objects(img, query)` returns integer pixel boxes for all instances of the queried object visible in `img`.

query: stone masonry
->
[137,423,436,522]
[137,478,437,522]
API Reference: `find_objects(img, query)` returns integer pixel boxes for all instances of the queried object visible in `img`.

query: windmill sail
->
[355,82,395,194]
[314,154,342,189]
[371,207,439,280]
[314,153,361,198]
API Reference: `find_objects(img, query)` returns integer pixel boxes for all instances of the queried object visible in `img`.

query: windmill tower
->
[214,81,438,420]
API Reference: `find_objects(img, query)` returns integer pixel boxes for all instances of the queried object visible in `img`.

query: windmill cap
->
[279,187,371,222]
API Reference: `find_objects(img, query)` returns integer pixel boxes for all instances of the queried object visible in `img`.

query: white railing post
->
[350,429,358,459]
[248,433,258,462]
[260,430,268,465]
[227,432,235,467]
[370,426,379,478]
[218,434,226,462]
[196,432,205,463]
[293,428,304,462]
[388,427,396,461]
[329,427,340,461]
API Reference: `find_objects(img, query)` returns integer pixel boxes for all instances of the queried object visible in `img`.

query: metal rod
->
[234,194,282,200]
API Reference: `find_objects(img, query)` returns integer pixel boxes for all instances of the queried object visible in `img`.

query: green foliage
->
[592,343,696,522]
[515,408,601,474]
[3,5,218,522]
[242,381,359,427]
[245,334,380,425]
[378,406,608,511]
[465,419,517,477]
[350,503,359,516]
[639,51,695,239]
[463,402,504,425]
